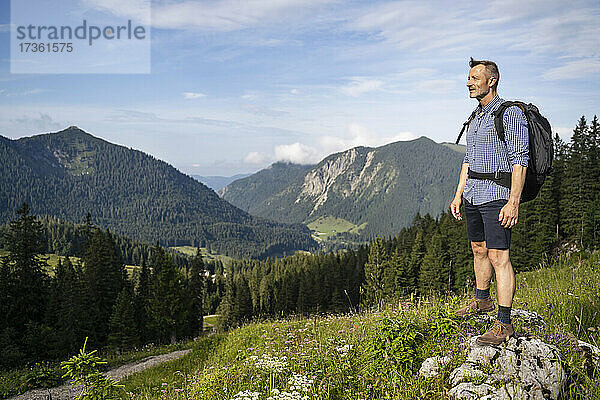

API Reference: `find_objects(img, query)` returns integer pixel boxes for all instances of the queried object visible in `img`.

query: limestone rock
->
[445,336,565,400]
[418,355,451,378]
[448,382,495,400]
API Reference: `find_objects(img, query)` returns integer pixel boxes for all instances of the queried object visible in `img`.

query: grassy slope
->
[306,216,366,241]
[120,251,600,400]
[169,246,234,265]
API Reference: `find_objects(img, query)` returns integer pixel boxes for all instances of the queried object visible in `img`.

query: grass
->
[307,216,366,241]
[118,251,600,399]
[0,341,195,399]
[169,246,234,265]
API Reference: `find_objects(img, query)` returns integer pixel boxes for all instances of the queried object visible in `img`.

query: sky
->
[1,0,599,176]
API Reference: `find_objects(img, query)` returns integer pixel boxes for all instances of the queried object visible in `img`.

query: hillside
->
[119,251,600,399]
[0,127,316,259]
[220,137,466,239]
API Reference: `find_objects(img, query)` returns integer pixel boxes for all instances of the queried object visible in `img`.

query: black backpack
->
[455,101,554,203]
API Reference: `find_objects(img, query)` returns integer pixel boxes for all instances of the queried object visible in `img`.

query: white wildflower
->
[254,354,289,373]
[335,344,353,357]
[231,390,262,400]
[287,373,313,392]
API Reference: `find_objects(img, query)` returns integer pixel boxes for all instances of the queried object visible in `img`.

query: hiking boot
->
[454,297,495,317]
[476,320,515,346]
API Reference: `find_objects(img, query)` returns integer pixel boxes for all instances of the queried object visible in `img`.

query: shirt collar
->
[477,94,503,115]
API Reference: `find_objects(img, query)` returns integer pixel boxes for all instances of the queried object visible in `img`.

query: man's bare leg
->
[488,248,515,307]
[472,241,493,292]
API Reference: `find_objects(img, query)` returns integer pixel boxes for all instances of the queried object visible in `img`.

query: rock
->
[448,382,495,400]
[446,336,565,400]
[473,308,547,328]
[418,355,452,378]
[577,339,600,367]
[449,363,487,386]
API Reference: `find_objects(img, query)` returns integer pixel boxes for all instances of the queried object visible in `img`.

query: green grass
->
[119,251,600,399]
[170,246,234,265]
[307,216,366,241]
[0,341,194,399]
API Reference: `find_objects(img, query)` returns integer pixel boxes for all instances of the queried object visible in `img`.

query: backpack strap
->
[455,109,477,145]
[492,101,527,142]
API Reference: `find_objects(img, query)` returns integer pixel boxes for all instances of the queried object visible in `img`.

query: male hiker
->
[450,58,528,346]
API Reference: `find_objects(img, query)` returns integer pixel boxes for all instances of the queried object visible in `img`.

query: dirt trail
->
[7,349,191,400]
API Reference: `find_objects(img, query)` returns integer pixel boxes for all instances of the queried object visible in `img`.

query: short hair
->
[469,57,499,89]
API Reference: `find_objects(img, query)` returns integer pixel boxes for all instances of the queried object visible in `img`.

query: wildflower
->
[287,373,314,392]
[336,344,353,357]
[254,354,289,373]
[231,390,262,400]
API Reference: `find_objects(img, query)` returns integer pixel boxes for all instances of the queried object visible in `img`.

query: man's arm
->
[498,164,527,228]
[499,105,529,228]
[451,162,469,220]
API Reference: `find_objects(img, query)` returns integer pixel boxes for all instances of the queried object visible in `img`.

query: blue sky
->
[1,0,599,176]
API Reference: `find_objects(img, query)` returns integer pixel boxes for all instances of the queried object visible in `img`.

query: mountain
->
[0,126,316,259]
[220,137,466,240]
[192,173,252,191]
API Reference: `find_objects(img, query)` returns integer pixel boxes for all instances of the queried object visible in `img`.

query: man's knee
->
[471,241,488,258]
[488,249,509,268]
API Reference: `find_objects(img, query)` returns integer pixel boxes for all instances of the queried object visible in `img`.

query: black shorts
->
[464,199,511,250]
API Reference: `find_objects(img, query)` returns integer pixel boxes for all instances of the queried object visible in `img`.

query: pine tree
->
[187,248,205,337]
[418,232,450,294]
[2,203,49,339]
[361,237,389,307]
[148,245,188,343]
[80,229,127,346]
[407,229,426,293]
[108,288,139,351]
[134,260,151,343]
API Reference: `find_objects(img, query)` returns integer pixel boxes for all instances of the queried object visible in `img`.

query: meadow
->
[119,251,600,399]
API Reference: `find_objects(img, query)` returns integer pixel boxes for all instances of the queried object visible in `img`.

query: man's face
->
[467,65,494,100]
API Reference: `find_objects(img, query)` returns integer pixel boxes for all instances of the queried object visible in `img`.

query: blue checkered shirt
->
[462,95,529,205]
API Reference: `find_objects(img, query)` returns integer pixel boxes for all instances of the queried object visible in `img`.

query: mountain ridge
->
[0,126,316,258]
[220,136,466,240]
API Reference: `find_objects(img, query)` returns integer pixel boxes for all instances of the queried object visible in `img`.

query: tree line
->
[0,204,222,369]
[218,115,600,328]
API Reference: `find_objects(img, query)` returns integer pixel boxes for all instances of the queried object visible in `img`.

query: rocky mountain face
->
[221,137,466,239]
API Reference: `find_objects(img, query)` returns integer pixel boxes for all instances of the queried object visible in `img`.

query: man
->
[450,58,528,346]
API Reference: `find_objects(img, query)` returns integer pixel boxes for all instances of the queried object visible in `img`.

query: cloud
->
[340,77,383,97]
[6,88,47,96]
[347,0,600,60]
[319,123,416,154]
[183,92,207,99]
[9,113,62,133]
[244,151,270,164]
[85,0,336,31]
[274,142,321,164]
[242,104,288,117]
[542,59,600,80]
[416,79,457,93]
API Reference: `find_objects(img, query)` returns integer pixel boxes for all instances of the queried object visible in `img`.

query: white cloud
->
[242,104,287,117]
[183,92,207,99]
[244,151,269,164]
[340,77,383,97]
[81,0,151,24]
[319,123,416,154]
[416,79,457,93]
[274,142,321,164]
[543,59,600,80]
[86,0,336,31]
[241,94,257,100]
[9,113,62,133]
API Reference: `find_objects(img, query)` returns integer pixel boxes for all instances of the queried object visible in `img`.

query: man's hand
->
[451,196,463,220]
[499,201,519,228]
